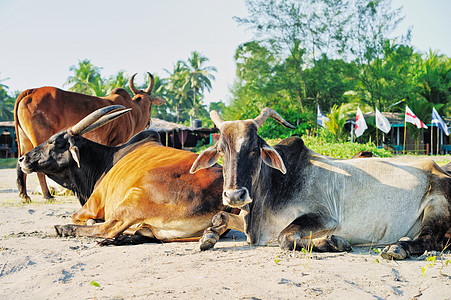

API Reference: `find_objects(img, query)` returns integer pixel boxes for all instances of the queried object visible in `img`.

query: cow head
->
[129,72,165,109]
[190,108,295,207]
[18,105,131,178]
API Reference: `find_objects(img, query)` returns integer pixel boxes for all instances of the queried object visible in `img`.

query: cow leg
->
[17,163,30,203]
[381,198,451,260]
[199,211,245,251]
[37,173,54,200]
[278,213,351,252]
[98,228,160,246]
[72,196,105,225]
[55,218,134,239]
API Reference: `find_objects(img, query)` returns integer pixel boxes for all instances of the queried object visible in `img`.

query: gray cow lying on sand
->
[190,108,451,260]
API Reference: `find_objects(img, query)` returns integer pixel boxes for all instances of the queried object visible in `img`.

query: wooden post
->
[430,125,433,155]
[403,120,407,155]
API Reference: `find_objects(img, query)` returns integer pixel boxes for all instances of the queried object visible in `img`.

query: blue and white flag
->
[317,105,329,127]
[432,107,450,136]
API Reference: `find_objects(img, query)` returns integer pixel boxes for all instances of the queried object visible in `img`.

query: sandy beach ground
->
[1,168,450,299]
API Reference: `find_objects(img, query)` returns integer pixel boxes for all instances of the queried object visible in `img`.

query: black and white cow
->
[190,108,451,260]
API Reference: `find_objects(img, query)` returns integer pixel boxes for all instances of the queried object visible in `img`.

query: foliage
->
[302,134,392,158]
[181,51,217,120]
[226,0,450,148]
[0,158,18,169]
[235,0,353,112]
[417,50,451,114]
[65,59,103,94]
[156,52,217,125]
[0,74,15,121]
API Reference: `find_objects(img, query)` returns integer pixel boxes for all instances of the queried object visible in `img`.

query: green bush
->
[0,158,17,169]
[302,135,392,158]
[266,134,392,159]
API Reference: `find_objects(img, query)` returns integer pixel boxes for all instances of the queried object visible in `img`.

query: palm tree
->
[181,51,217,120]
[65,59,103,94]
[0,74,14,121]
[165,61,192,123]
[325,103,369,142]
[107,71,129,93]
[418,50,451,112]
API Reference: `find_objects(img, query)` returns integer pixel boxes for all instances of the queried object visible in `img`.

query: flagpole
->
[403,119,407,155]
[376,127,379,147]
[437,127,439,156]
[431,125,433,155]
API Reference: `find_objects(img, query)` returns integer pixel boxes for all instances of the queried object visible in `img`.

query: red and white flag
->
[355,106,367,137]
[405,106,428,129]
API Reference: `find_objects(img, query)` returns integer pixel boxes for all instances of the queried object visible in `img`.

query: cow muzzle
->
[18,156,33,174]
[222,187,252,207]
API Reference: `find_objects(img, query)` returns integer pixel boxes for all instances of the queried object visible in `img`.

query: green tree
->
[236,0,352,111]
[181,51,217,120]
[0,74,14,121]
[65,59,103,94]
[164,61,193,123]
[416,50,451,114]
[350,0,406,109]
[107,71,129,93]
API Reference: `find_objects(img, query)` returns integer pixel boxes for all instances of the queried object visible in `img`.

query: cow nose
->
[223,188,251,207]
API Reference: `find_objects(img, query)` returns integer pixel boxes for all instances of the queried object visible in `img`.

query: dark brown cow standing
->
[14,73,164,202]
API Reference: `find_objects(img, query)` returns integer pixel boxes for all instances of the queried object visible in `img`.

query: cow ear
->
[261,141,286,174]
[69,146,81,168]
[190,145,219,174]
[152,97,165,106]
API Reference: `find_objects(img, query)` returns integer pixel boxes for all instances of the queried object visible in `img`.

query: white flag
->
[355,107,367,138]
[317,105,329,127]
[375,108,391,134]
[405,106,428,129]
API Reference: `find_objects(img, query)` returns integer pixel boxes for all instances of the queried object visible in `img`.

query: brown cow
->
[14,73,165,202]
[54,141,226,244]
[19,105,229,245]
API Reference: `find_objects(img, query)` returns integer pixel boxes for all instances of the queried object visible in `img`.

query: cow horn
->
[210,110,224,128]
[69,105,127,135]
[253,108,296,129]
[129,73,140,95]
[79,108,132,136]
[144,72,155,94]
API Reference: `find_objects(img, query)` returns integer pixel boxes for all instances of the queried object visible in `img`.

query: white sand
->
[1,168,450,299]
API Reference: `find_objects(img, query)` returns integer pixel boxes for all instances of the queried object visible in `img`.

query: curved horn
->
[144,72,155,94]
[79,108,132,136]
[69,105,126,135]
[253,107,296,129]
[129,73,140,95]
[210,110,224,128]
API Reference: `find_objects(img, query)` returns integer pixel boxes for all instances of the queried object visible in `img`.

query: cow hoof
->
[398,236,412,242]
[199,233,219,251]
[20,195,32,204]
[54,225,75,237]
[330,235,352,252]
[45,194,55,202]
[381,244,408,260]
[86,219,96,226]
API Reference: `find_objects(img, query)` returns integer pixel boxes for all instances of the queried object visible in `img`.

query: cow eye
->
[54,139,67,149]
[248,146,259,155]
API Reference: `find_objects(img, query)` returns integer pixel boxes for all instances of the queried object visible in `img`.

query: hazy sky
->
[1,0,450,105]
